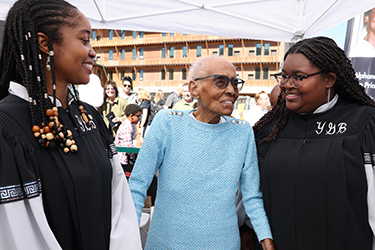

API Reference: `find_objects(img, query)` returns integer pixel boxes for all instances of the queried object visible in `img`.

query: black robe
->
[0,93,115,250]
[256,98,374,250]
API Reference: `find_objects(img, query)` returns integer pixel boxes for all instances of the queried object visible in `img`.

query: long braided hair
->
[253,36,375,143]
[0,0,78,135]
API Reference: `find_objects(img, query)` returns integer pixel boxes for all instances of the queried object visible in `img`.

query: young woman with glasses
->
[252,36,375,250]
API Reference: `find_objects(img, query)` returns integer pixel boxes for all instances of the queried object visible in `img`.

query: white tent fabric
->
[0,0,375,42]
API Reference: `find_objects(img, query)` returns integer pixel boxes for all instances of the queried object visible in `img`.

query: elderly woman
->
[129,56,274,250]
[253,37,375,250]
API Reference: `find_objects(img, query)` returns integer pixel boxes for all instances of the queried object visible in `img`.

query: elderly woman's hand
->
[261,238,275,250]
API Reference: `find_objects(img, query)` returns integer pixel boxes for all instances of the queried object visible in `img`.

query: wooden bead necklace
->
[33,106,78,153]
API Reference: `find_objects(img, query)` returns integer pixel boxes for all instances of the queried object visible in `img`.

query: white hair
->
[188,55,236,82]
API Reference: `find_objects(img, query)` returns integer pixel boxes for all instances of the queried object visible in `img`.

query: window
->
[219,45,224,56]
[121,30,125,39]
[235,51,240,57]
[182,68,187,80]
[161,69,165,80]
[196,45,202,57]
[182,46,187,58]
[271,49,277,56]
[162,33,167,37]
[161,47,166,58]
[121,71,125,80]
[256,43,262,56]
[97,36,101,41]
[139,48,144,60]
[169,69,174,80]
[249,50,255,56]
[109,30,113,40]
[263,67,269,80]
[183,33,188,36]
[132,31,137,38]
[132,70,136,80]
[132,49,136,60]
[92,31,96,41]
[248,74,254,80]
[109,50,113,61]
[170,33,175,36]
[228,44,233,56]
[121,49,125,60]
[139,70,144,81]
[169,47,174,58]
[264,43,270,56]
[109,71,113,80]
[255,67,261,79]
[139,31,144,38]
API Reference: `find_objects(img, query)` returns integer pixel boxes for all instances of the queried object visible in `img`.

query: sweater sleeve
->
[240,126,273,242]
[129,109,168,222]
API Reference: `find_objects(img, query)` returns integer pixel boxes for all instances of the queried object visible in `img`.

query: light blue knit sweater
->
[129,109,272,250]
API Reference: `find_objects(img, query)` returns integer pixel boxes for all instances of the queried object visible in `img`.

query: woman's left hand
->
[261,238,275,250]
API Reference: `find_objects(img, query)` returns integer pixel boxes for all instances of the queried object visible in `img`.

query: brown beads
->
[33,106,78,154]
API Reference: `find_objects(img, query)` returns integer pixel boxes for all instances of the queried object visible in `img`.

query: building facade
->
[91,30,286,96]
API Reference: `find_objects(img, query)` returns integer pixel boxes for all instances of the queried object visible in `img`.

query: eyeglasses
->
[106,87,115,91]
[194,74,244,92]
[124,84,132,88]
[271,72,322,89]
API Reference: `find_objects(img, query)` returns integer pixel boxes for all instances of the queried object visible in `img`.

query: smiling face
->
[281,53,331,114]
[191,57,238,121]
[52,10,96,86]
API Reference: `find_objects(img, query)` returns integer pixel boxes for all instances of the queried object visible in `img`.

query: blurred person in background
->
[100,80,128,136]
[243,91,270,126]
[172,82,198,110]
[120,76,138,104]
[137,88,151,140]
[149,89,166,125]
[165,83,183,108]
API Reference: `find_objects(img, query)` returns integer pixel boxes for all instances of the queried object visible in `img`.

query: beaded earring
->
[46,54,51,71]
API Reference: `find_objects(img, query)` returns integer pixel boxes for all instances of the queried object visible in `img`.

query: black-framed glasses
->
[194,74,244,92]
[271,71,323,89]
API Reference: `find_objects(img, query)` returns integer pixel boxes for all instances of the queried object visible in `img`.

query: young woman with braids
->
[0,0,141,249]
[250,36,375,250]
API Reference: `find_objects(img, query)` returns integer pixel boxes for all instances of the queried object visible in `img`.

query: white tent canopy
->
[0,0,375,42]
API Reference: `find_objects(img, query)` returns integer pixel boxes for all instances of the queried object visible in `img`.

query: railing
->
[116,147,140,153]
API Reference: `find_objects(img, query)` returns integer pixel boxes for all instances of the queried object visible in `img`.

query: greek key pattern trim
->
[0,179,41,204]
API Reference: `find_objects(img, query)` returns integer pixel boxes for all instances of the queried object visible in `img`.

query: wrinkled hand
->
[261,238,275,250]
[240,231,256,250]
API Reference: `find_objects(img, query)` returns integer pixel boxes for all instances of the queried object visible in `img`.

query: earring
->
[46,51,54,71]
[327,88,331,103]
[46,55,51,71]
